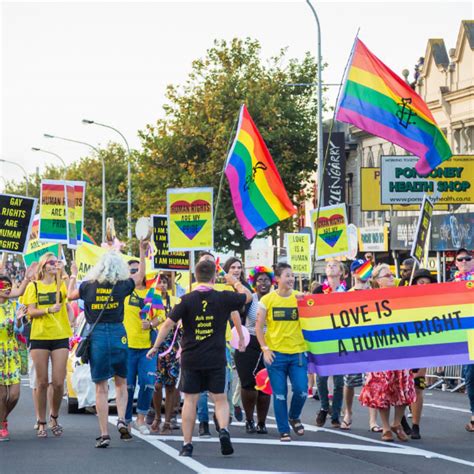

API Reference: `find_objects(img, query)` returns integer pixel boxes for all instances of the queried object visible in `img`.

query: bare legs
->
[0,384,20,422]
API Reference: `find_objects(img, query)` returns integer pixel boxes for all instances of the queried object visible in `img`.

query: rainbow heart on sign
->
[318,214,344,248]
[171,199,210,240]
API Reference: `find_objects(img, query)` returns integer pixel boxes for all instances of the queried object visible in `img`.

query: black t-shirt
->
[168,289,246,370]
[79,278,135,324]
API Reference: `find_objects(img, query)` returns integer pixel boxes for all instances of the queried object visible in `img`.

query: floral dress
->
[359,370,416,409]
[0,301,22,386]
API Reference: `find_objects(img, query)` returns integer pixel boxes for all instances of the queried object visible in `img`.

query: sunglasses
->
[0,281,12,290]
[456,256,472,262]
[45,260,58,266]
[377,273,394,279]
[130,268,139,274]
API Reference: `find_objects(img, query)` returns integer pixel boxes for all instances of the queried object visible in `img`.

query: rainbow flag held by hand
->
[225,105,297,240]
[336,39,452,175]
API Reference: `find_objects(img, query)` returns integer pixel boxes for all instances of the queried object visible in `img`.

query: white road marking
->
[423,403,471,414]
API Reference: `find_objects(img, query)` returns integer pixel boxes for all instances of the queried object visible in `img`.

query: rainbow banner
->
[39,180,68,243]
[300,281,474,376]
[83,229,97,246]
[225,105,297,239]
[336,39,452,175]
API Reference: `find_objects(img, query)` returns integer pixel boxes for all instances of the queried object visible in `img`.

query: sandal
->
[465,421,474,433]
[391,425,408,442]
[95,435,111,448]
[159,422,172,435]
[381,430,394,442]
[150,417,161,434]
[369,424,383,433]
[117,418,132,440]
[340,419,352,431]
[37,421,48,438]
[49,415,63,437]
[280,432,291,442]
[34,419,40,431]
[289,418,304,436]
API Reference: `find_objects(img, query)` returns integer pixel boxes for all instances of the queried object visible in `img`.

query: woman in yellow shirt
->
[23,253,72,438]
[256,263,308,442]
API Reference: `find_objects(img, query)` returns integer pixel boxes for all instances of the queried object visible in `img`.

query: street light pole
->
[0,159,29,195]
[82,119,132,243]
[306,0,324,206]
[31,147,67,178]
[44,133,106,243]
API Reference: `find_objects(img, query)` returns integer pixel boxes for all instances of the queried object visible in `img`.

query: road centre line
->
[423,403,471,413]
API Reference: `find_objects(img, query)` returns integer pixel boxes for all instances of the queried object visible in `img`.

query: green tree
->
[136,37,322,254]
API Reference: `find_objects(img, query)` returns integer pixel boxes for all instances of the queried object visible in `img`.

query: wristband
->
[261,345,269,351]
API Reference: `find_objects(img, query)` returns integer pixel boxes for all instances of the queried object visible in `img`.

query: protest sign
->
[358,225,389,252]
[0,194,37,254]
[381,155,473,205]
[152,215,190,271]
[390,216,418,250]
[300,281,474,376]
[244,247,274,269]
[410,195,434,265]
[73,181,86,242]
[65,182,77,249]
[23,239,60,266]
[311,204,349,260]
[430,213,474,251]
[167,187,213,251]
[39,180,68,243]
[285,233,311,275]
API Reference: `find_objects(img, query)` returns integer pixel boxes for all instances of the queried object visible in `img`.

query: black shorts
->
[235,335,265,390]
[179,367,226,394]
[30,338,69,351]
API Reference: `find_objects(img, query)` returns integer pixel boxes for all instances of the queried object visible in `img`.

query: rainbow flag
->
[225,105,297,239]
[82,229,97,246]
[336,39,452,175]
[300,281,473,376]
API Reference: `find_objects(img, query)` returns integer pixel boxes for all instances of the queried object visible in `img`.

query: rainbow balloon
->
[336,39,452,175]
[300,281,473,376]
[224,105,296,239]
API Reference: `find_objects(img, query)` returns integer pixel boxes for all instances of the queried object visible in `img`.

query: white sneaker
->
[133,422,150,435]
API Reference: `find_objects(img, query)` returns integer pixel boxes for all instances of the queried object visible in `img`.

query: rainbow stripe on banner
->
[39,180,68,243]
[225,105,297,239]
[299,282,474,376]
[336,39,452,175]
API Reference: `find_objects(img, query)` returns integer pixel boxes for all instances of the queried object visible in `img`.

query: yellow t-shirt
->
[124,287,151,349]
[191,282,234,341]
[259,290,306,354]
[23,281,72,340]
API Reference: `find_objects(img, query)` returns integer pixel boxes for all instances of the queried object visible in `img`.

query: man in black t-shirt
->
[147,259,252,457]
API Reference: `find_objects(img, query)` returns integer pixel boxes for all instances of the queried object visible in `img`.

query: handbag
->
[76,284,116,364]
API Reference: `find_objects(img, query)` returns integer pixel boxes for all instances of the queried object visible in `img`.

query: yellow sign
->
[167,187,214,251]
[360,168,448,211]
[286,233,311,275]
[311,204,349,260]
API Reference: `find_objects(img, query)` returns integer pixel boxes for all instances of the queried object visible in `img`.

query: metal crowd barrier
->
[426,365,465,392]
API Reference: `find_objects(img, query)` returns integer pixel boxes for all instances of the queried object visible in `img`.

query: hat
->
[412,269,437,284]
[455,248,471,257]
[350,259,373,282]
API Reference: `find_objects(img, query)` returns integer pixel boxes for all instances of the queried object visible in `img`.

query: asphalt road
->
[1,377,473,474]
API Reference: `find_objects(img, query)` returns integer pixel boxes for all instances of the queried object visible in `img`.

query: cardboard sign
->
[358,225,389,252]
[23,239,60,266]
[244,247,274,269]
[286,233,311,275]
[311,204,349,260]
[300,281,474,376]
[381,155,473,205]
[151,215,190,271]
[0,193,38,254]
[411,195,434,265]
[65,181,77,249]
[39,180,68,243]
[167,187,213,251]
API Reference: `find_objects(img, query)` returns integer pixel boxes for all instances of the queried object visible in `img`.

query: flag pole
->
[213,108,241,227]
[311,30,360,279]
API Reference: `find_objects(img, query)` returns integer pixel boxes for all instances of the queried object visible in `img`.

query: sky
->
[1,0,471,186]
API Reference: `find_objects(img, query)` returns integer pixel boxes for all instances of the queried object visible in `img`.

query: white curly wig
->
[86,251,130,284]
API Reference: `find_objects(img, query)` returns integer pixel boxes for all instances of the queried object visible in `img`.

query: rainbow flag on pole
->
[224,105,297,239]
[336,39,452,175]
[300,281,473,376]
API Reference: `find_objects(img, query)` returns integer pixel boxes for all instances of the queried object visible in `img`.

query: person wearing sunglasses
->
[451,248,474,433]
[359,264,416,442]
[23,253,73,439]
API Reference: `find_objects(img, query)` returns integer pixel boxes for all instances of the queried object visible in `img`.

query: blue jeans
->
[463,364,474,415]
[197,391,209,422]
[125,348,156,423]
[265,351,308,434]
[316,375,344,421]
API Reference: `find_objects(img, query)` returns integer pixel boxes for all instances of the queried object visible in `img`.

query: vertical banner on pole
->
[39,180,68,244]
[167,187,214,251]
[323,132,346,206]
[410,195,434,266]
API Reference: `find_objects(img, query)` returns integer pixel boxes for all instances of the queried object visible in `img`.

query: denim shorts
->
[89,323,128,383]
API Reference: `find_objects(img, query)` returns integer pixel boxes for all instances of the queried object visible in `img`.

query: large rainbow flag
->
[225,105,297,239]
[336,39,452,175]
[300,281,473,376]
